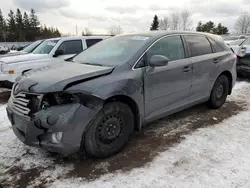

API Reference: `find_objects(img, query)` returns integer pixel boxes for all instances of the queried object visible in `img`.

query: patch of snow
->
[212,117,218,121]
[233,81,249,90]
[0,105,11,132]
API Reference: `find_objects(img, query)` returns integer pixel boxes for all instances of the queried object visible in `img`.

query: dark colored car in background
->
[7,31,236,158]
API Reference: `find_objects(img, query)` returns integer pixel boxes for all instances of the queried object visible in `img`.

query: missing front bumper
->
[7,102,100,155]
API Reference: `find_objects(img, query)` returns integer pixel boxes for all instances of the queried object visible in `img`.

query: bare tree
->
[108,25,123,35]
[235,12,250,34]
[82,28,93,36]
[171,13,180,30]
[159,17,170,30]
[180,10,192,31]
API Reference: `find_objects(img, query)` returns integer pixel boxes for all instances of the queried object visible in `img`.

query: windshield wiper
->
[82,62,103,66]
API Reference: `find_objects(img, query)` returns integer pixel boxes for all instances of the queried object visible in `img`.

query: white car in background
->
[0,35,109,88]
[223,35,246,45]
[229,39,246,54]
[0,46,9,54]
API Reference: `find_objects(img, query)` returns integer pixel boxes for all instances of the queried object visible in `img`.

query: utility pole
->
[76,25,78,36]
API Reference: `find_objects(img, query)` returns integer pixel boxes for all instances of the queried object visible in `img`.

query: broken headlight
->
[41,92,78,109]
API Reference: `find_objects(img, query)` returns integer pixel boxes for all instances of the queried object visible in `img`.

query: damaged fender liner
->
[7,101,101,155]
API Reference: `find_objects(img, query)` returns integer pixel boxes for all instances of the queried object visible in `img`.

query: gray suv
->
[7,31,236,158]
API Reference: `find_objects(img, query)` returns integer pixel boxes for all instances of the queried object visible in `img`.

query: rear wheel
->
[208,75,229,109]
[83,102,134,158]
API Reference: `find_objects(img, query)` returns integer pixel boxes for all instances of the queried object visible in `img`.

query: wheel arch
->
[105,95,141,131]
[21,69,32,75]
[218,70,233,95]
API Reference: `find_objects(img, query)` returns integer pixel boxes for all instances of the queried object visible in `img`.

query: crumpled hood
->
[16,62,114,93]
[0,53,50,64]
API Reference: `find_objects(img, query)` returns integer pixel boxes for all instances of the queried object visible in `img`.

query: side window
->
[58,40,83,55]
[86,39,103,48]
[135,56,147,69]
[207,38,224,52]
[147,35,185,62]
[185,35,212,57]
[241,38,250,46]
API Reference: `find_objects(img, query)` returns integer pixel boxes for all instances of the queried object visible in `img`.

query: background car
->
[0,40,44,58]
[0,36,110,88]
[231,37,250,77]
[223,35,246,45]
[229,38,247,53]
[0,45,9,54]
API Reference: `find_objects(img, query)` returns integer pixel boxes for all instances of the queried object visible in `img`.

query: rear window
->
[184,35,212,57]
[223,36,238,40]
[86,39,103,48]
[207,38,225,52]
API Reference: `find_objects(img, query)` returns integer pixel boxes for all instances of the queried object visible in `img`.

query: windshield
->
[224,36,238,41]
[229,39,245,46]
[32,40,59,54]
[22,40,43,53]
[73,35,150,66]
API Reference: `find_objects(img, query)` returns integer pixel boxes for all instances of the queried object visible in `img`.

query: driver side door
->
[143,35,192,121]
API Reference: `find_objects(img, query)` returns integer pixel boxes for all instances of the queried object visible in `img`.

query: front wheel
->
[208,75,229,109]
[83,102,134,158]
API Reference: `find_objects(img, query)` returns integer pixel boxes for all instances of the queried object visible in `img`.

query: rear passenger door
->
[57,40,83,59]
[184,35,217,99]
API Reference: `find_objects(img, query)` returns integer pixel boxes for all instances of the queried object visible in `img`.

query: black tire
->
[83,102,134,158]
[208,75,229,109]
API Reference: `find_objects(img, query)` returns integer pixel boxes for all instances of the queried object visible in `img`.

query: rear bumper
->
[6,101,100,155]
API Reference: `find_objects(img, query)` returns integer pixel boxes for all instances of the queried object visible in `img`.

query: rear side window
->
[58,40,83,55]
[207,38,224,52]
[86,39,103,48]
[147,35,185,62]
[185,35,212,57]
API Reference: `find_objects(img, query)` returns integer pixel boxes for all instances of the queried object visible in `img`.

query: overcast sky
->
[1,0,249,35]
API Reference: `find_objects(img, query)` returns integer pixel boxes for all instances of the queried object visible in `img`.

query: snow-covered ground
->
[1,81,250,188]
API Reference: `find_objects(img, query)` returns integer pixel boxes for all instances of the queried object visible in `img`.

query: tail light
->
[234,55,237,63]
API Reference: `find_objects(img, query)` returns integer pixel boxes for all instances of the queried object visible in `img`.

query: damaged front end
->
[6,85,103,155]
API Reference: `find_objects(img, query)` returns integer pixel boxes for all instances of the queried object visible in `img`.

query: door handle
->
[213,58,219,64]
[182,66,190,72]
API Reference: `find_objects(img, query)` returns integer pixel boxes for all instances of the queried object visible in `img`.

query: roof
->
[121,30,219,39]
[45,35,111,41]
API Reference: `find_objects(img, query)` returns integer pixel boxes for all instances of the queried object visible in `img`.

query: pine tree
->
[7,10,16,41]
[23,12,30,40]
[196,21,203,32]
[15,9,25,41]
[29,9,40,40]
[0,9,7,42]
[150,15,159,31]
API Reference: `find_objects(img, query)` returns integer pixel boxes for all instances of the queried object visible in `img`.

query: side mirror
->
[149,55,169,67]
[53,49,64,57]
[238,46,246,57]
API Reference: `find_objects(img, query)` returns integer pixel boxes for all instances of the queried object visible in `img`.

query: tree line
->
[0,9,61,42]
[150,10,229,35]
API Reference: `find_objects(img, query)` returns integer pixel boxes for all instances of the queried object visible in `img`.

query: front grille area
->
[9,90,42,116]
